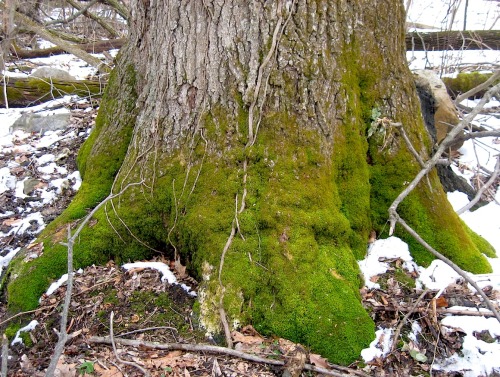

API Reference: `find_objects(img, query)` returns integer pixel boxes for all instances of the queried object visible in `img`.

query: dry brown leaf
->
[231,330,263,345]
[54,356,77,377]
[435,296,448,308]
[2,218,21,226]
[146,351,183,368]
[370,275,380,283]
[130,314,140,323]
[380,295,389,305]
[309,353,329,369]
[174,257,188,279]
[126,267,145,275]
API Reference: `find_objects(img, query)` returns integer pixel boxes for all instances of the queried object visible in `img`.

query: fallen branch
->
[0,75,105,107]
[1,334,8,377]
[88,336,367,377]
[370,306,498,317]
[109,311,150,376]
[406,30,500,51]
[13,10,110,74]
[455,69,500,104]
[11,38,126,59]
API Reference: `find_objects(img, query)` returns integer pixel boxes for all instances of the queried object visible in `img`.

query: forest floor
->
[1,98,499,377]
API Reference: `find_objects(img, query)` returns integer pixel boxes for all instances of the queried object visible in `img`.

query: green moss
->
[5,77,104,106]
[4,322,33,347]
[443,72,498,99]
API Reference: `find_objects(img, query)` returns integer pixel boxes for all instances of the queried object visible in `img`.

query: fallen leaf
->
[284,345,307,377]
[231,330,263,345]
[54,356,77,377]
[130,314,140,323]
[175,257,188,279]
[435,296,448,307]
[309,353,329,369]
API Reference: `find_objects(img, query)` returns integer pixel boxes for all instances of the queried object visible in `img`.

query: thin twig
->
[392,122,425,167]
[1,334,8,377]
[457,155,500,214]
[110,312,150,376]
[391,289,430,352]
[117,326,178,338]
[395,215,500,323]
[88,336,362,377]
[388,82,500,234]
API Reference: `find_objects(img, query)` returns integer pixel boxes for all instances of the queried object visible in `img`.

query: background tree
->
[7,0,495,364]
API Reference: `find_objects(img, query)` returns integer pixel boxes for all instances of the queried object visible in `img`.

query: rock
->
[413,69,464,151]
[10,112,71,134]
[30,67,76,81]
[23,178,42,195]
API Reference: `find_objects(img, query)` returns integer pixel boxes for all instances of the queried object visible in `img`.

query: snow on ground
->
[122,262,197,297]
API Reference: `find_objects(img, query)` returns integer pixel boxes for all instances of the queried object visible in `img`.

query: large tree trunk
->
[7,0,495,364]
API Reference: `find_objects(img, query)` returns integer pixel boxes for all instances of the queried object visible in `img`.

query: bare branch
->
[44,0,99,26]
[65,0,121,38]
[457,156,500,214]
[455,70,500,104]
[102,0,129,21]
[388,82,500,234]
[395,215,500,323]
[13,10,111,74]
[88,336,363,377]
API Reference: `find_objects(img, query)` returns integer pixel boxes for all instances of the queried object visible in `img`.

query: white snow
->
[122,262,197,296]
[358,236,417,289]
[361,328,394,362]
[11,320,39,346]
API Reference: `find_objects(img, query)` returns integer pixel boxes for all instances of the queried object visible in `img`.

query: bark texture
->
[7,0,496,365]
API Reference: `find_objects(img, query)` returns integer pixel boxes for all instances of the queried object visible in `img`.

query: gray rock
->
[10,112,71,134]
[23,178,41,195]
[30,67,76,81]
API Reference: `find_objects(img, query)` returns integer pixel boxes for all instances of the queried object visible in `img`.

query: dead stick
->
[88,336,361,377]
[391,289,429,352]
[109,311,150,376]
[457,156,500,214]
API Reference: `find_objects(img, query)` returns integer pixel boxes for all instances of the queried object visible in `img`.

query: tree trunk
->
[7,0,495,365]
